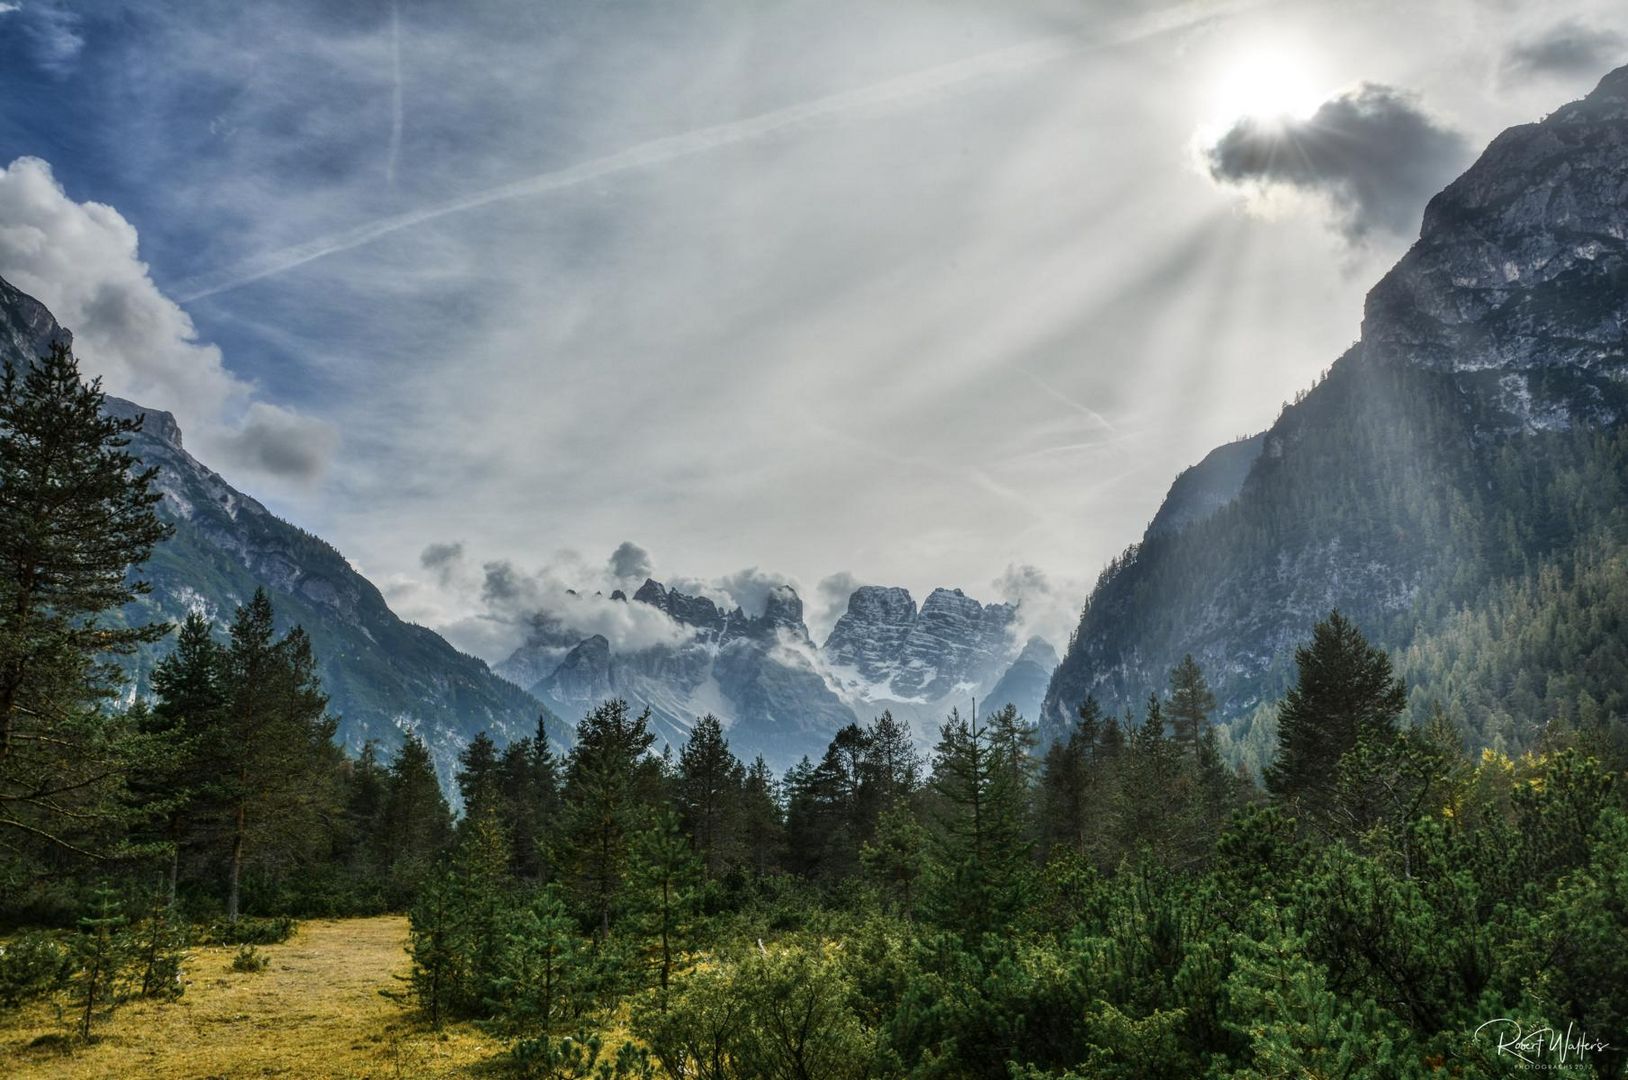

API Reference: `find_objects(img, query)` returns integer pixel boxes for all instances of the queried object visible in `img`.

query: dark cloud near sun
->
[1204,83,1470,242]
[1500,20,1626,84]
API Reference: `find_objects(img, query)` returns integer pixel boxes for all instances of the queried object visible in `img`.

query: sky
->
[1,0,1624,663]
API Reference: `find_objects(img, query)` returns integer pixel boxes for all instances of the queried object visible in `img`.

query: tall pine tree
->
[0,343,172,867]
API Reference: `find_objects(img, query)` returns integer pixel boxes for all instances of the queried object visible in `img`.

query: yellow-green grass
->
[1,915,503,1078]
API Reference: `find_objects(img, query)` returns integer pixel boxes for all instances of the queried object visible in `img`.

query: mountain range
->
[495,578,1051,763]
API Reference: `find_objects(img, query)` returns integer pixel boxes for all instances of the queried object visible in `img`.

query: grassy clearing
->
[1,915,502,1079]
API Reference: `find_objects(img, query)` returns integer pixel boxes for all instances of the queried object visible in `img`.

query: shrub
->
[230,944,270,973]
[205,915,296,946]
[0,929,73,1008]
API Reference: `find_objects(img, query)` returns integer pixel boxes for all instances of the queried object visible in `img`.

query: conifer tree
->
[1167,655,1216,760]
[927,708,1030,933]
[490,883,578,1035]
[71,882,129,1040]
[675,714,744,881]
[555,699,657,940]
[739,755,784,877]
[860,802,928,918]
[857,710,921,834]
[407,871,461,1029]
[378,733,454,903]
[145,612,227,901]
[217,591,338,921]
[455,732,503,826]
[497,725,560,882]
[0,343,172,865]
[629,806,699,995]
[1265,610,1406,821]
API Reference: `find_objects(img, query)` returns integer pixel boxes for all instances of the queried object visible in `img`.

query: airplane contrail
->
[175,0,1264,303]
[385,1,403,189]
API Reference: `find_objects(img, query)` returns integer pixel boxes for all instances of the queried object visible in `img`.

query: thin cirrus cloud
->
[1202,83,1471,242]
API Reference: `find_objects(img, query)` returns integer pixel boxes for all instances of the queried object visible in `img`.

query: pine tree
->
[856,710,921,835]
[1167,655,1216,760]
[451,808,513,1014]
[490,883,578,1036]
[739,755,784,877]
[926,708,1031,934]
[407,871,462,1029]
[675,714,744,881]
[145,612,227,902]
[497,723,560,882]
[555,699,657,940]
[71,882,129,1040]
[1265,610,1407,821]
[217,591,339,921]
[456,732,503,825]
[860,802,928,918]
[629,807,699,995]
[0,343,172,864]
[378,733,455,904]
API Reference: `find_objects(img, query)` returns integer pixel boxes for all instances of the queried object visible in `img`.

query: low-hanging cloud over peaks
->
[0,156,337,485]
[1202,83,1470,242]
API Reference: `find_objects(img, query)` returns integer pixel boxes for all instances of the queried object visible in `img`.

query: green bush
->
[204,915,296,946]
[230,944,270,973]
[0,929,73,1008]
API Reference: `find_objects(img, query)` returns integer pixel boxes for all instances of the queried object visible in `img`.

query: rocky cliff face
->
[823,586,1017,702]
[1363,64,1628,428]
[0,275,560,788]
[1040,66,1628,751]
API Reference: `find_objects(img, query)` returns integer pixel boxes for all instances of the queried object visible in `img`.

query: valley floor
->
[1,916,498,1079]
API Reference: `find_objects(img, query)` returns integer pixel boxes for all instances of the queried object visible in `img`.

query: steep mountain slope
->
[1041,67,1628,756]
[0,276,561,784]
[981,636,1060,728]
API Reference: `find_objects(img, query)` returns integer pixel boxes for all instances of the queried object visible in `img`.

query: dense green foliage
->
[0,343,172,880]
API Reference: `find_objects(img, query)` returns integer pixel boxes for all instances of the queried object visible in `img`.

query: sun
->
[1212,46,1324,125]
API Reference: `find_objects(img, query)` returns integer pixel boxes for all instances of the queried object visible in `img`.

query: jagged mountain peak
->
[823,581,1019,709]
[1363,61,1628,430]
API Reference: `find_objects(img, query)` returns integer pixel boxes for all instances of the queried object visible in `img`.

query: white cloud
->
[0,156,337,484]
[809,571,863,644]
[993,563,1087,653]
